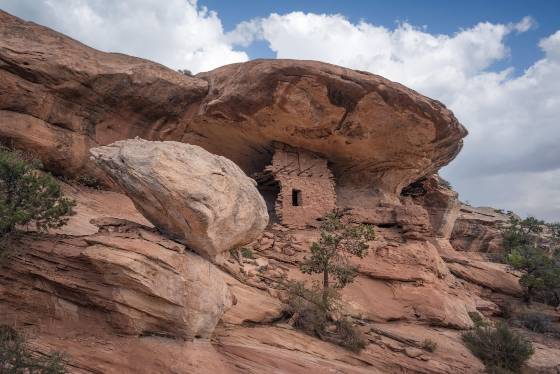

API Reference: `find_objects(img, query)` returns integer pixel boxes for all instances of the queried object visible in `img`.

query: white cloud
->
[0,0,248,73]
[229,12,560,221]
[230,12,522,102]
[513,16,536,33]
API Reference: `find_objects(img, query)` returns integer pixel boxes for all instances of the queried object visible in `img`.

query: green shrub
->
[0,325,67,373]
[518,313,551,333]
[75,174,102,189]
[462,323,534,373]
[421,338,437,352]
[468,311,488,327]
[0,147,75,258]
[286,281,366,352]
[288,211,373,353]
[500,215,560,305]
[507,247,560,304]
[286,281,333,337]
[240,247,254,259]
[499,302,515,320]
[331,319,366,353]
[301,211,374,303]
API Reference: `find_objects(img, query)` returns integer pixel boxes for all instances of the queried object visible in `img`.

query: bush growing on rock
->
[501,215,560,305]
[74,174,102,189]
[468,311,488,328]
[501,216,544,253]
[240,247,254,259]
[0,325,67,373]
[0,147,75,258]
[517,312,552,333]
[421,338,437,352]
[462,322,534,373]
[507,248,560,304]
[285,212,373,352]
[286,281,365,352]
[301,211,374,303]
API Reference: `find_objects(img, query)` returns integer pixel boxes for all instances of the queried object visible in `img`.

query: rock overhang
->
[192,59,468,197]
[0,10,468,203]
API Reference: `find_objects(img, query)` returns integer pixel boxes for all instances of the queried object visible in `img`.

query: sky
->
[1,0,559,221]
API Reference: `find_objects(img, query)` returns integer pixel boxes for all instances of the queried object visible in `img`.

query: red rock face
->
[0,10,466,205]
[5,10,560,374]
[450,205,509,252]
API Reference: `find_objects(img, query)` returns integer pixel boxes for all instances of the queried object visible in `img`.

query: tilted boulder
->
[90,138,269,259]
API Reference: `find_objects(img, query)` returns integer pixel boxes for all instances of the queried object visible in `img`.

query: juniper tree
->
[301,211,374,305]
[502,215,544,254]
[0,147,75,257]
[0,325,66,373]
[508,247,560,304]
[502,215,560,305]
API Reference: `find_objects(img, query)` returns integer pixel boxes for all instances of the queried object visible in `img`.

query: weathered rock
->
[527,343,560,374]
[0,10,466,209]
[90,138,268,259]
[54,182,153,236]
[216,324,484,374]
[395,200,433,241]
[356,240,450,283]
[446,260,523,296]
[405,175,461,238]
[221,273,284,325]
[5,10,560,374]
[0,222,233,340]
[450,205,509,252]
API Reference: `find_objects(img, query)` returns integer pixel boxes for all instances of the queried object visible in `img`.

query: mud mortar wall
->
[267,145,336,227]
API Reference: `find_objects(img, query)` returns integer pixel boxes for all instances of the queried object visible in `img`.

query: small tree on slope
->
[501,215,560,305]
[301,211,374,304]
[0,146,75,258]
[287,211,374,352]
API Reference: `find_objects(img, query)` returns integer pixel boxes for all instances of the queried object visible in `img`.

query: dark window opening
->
[292,189,302,206]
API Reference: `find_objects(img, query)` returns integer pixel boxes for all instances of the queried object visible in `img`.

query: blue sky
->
[204,0,559,73]
[1,0,559,220]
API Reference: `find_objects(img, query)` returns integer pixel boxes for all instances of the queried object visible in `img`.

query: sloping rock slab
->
[0,223,232,340]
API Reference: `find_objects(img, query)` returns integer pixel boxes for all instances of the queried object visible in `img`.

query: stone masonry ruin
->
[253,143,336,228]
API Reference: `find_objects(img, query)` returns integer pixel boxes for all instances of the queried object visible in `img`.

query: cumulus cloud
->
[229,12,559,220]
[230,12,534,102]
[0,0,248,73]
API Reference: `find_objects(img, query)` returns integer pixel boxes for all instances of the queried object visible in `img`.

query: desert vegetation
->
[500,215,560,305]
[286,211,374,352]
[0,325,66,373]
[0,146,75,260]
[462,322,534,374]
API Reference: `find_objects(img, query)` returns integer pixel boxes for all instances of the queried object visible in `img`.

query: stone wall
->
[264,145,336,228]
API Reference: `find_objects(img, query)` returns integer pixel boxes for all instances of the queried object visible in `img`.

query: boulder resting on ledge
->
[90,138,269,259]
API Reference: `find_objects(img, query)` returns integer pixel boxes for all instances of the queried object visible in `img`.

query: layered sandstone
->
[450,205,509,252]
[1,9,560,374]
[0,217,233,341]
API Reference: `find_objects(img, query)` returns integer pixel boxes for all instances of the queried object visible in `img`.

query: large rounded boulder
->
[90,138,269,259]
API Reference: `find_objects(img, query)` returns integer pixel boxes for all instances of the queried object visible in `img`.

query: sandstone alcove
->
[254,143,336,228]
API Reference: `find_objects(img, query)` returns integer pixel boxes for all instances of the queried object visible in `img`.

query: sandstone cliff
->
[0,10,559,374]
[0,10,466,206]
